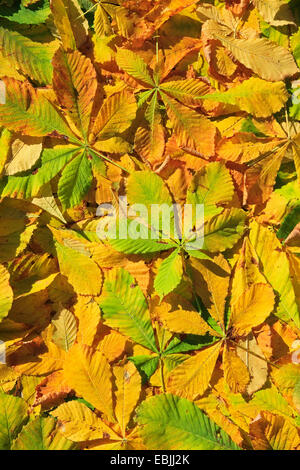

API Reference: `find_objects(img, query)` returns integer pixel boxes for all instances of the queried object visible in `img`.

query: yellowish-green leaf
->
[202,78,288,118]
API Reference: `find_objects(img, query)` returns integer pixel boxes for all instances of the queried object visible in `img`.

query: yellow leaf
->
[203,20,299,81]
[162,93,217,157]
[63,343,114,421]
[52,400,119,442]
[52,307,77,352]
[236,333,268,395]
[50,0,88,50]
[253,0,296,27]
[5,136,42,176]
[14,341,66,376]
[55,241,103,297]
[114,362,141,436]
[189,254,231,330]
[231,237,267,303]
[230,283,275,336]
[89,91,137,144]
[223,346,250,394]
[167,341,222,399]
[249,221,299,327]
[250,411,300,450]
[52,48,97,137]
[160,307,215,336]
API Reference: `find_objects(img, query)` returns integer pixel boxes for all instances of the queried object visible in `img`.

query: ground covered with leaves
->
[0,0,300,451]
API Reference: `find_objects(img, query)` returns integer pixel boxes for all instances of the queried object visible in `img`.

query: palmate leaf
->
[0,27,54,85]
[0,392,28,450]
[202,78,289,118]
[100,268,158,352]
[136,394,240,450]
[11,417,78,450]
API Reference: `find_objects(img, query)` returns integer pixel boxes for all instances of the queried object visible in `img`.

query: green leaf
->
[249,221,300,327]
[0,146,78,200]
[128,355,160,384]
[202,78,288,118]
[154,249,183,299]
[127,170,173,208]
[202,208,246,252]
[277,204,300,240]
[116,48,154,87]
[0,0,51,24]
[186,161,234,219]
[110,237,176,254]
[0,27,53,84]
[163,333,217,355]
[109,217,177,254]
[136,394,240,450]
[58,150,93,210]
[0,392,28,450]
[11,417,78,450]
[100,268,158,352]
